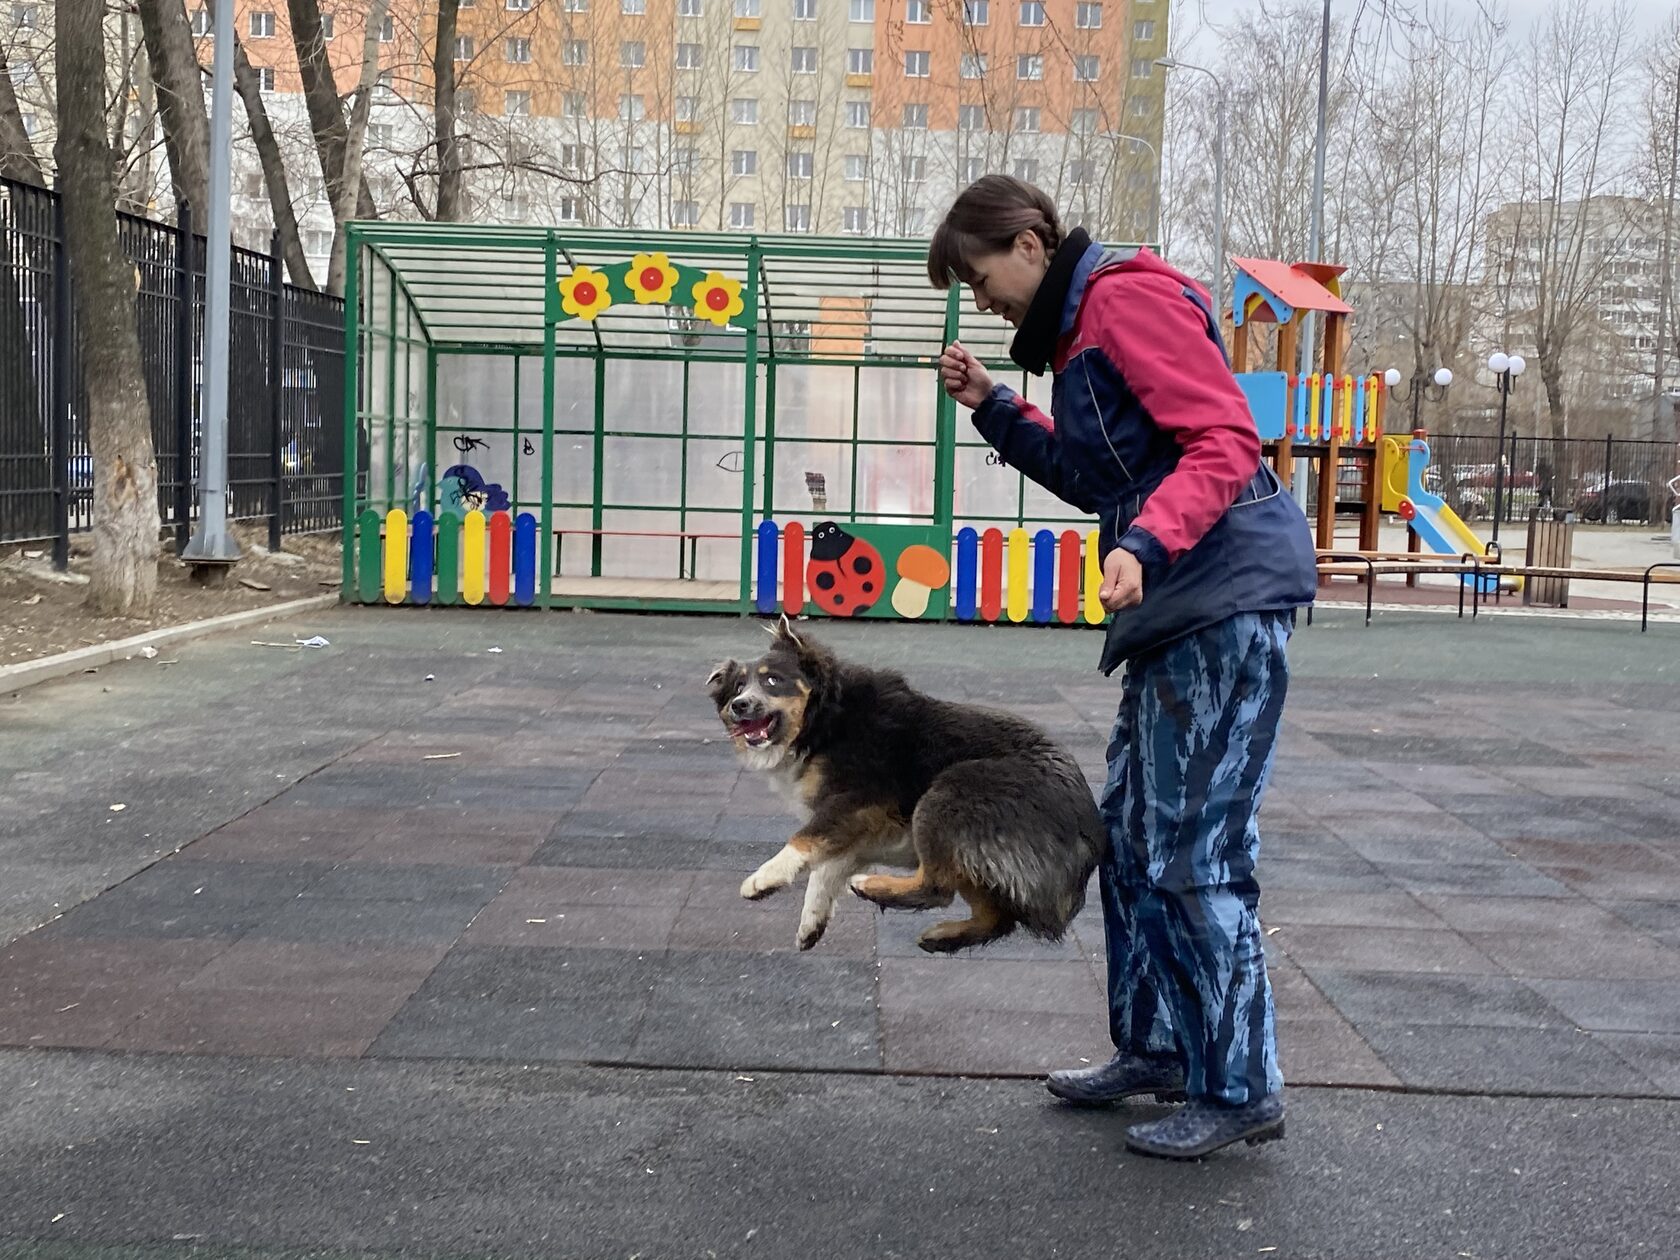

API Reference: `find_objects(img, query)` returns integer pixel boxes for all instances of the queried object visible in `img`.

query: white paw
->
[848,873,871,892]
[740,873,779,900]
[796,917,828,950]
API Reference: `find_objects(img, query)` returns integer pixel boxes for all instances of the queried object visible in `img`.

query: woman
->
[928,176,1316,1160]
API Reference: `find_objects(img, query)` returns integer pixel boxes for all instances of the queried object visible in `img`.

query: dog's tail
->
[914,753,1106,939]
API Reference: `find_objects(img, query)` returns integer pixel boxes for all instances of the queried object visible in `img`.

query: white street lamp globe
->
[1384,368,1402,388]
[1434,367,1454,388]
[1508,354,1526,376]
[1488,352,1510,375]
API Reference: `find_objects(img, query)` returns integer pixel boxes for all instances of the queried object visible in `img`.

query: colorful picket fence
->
[1285,372,1382,444]
[353,508,540,607]
[755,521,1108,626]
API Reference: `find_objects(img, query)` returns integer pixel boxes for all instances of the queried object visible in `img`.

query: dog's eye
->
[763,674,779,687]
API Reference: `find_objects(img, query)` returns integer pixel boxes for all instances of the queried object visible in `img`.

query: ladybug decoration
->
[805,521,884,617]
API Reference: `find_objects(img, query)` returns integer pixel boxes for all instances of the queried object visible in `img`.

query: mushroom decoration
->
[890,544,952,619]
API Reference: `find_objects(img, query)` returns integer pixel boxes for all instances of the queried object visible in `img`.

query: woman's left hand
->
[1099,548,1144,612]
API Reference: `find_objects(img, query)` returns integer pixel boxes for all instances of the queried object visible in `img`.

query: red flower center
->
[640,267,664,291]
[574,281,598,304]
[705,287,730,312]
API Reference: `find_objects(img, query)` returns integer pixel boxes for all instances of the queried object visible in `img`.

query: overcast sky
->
[1172,0,1678,58]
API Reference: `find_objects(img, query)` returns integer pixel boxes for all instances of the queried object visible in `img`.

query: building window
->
[904,50,930,77]
[902,155,926,182]
[566,92,589,119]
[623,0,647,12]
[620,94,645,120]
[189,8,211,35]
[787,150,814,178]
[679,0,703,13]
[735,0,760,13]
[785,204,811,231]
[1072,107,1097,134]
[12,4,39,30]
[672,200,700,227]
[1075,55,1099,81]
[794,0,817,17]
[1069,158,1094,184]
[1019,0,1043,24]
[734,44,759,72]
[906,0,929,19]
[456,88,477,114]
[677,42,703,68]
[622,40,646,68]
[561,144,586,171]
[512,37,537,63]
[1017,54,1042,80]
[730,202,755,228]
[845,101,870,128]
[563,0,588,10]
[963,0,987,23]
[843,207,868,234]
[1014,106,1040,132]
[962,156,983,182]
[1129,96,1151,118]
[848,47,873,74]
[305,229,334,255]
[731,97,759,124]
[1075,1,1100,26]
[248,10,275,37]
[454,35,474,60]
[900,206,926,234]
[380,14,395,40]
[902,102,928,128]
[673,145,698,174]
[368,122,394,147]
[258,65,276,91]
[507,0,533,8]
[320,13,334,38]
[961,53,986,79]
[1012,157,1039,181]
[788,98,816,125]
[793,46,816,73]
[676,95,698,121]
[505,90,531,115]
[1134,18,1155,39]
[845,154,869,180]
[730,149,757,175]
[958,104,985,131]
[1130,57,1152,78]
[560,197,582,223]
[849,0,873,18]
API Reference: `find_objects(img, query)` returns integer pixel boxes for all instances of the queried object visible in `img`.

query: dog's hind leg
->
[918,884,1015,953]
[849,867,955,911]
[798,855,864,950]
[740,838,814,901]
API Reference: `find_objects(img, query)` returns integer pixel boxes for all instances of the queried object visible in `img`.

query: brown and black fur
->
[707,617,1107,953]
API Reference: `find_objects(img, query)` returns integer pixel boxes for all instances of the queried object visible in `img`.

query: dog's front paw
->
[796,917,828,950]
[740,873,780,900]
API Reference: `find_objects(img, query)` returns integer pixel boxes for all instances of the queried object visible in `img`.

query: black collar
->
[1009,228,1091,376]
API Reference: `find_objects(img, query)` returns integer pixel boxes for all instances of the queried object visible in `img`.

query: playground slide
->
[1378,434,1506,591]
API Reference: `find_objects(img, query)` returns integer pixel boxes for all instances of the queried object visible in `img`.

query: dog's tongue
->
[734,716,774,739]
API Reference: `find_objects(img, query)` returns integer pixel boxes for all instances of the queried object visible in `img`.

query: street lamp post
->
[1155,57,1226,327]
[1383,365,1455,432]
[1486,351,1526,545]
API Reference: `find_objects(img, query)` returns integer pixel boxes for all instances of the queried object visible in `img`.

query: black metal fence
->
[0,176,344,558]
[1424,432,1679,527]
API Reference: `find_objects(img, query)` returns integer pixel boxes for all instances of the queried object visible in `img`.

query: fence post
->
[50,189,71,572]
[267,229,284,552]
[1507,430,1518,526]
[174,202,194,555]
[1603,433,1615,512]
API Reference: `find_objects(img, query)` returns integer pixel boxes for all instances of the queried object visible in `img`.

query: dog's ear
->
[705,659,743,704]
[771,613,803,649]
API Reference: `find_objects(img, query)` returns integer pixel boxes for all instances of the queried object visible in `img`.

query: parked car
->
[1576,480,1662,524]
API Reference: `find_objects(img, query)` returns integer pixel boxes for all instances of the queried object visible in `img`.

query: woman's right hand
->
[939,341,993,410]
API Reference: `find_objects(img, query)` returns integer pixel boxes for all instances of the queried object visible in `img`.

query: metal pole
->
[1211,84,1226,331]
[50,189,70,572]
[1295,0,1333,508]
[1654,54,1680,443]
[182,0,241,572]
[173,201,194,555]
[267,228,284,552]
[1491,373,1509,546]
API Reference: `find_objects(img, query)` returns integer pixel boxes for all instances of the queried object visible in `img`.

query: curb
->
[1,593,340,696]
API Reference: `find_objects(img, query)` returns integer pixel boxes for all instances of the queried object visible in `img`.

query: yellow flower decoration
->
[558,264,613,322]
[690,271,745,327]
[626,252,680,305]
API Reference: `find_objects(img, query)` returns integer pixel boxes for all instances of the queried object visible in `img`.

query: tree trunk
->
[326,0,390,295]
[0,60,43,185]
[433,0,463,221]
[231,35,316,289]
[139,0,211,216]
[286,0,377,222]
[56,0,161,615]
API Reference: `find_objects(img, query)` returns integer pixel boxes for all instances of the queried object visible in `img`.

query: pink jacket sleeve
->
[1082,271,1261,562]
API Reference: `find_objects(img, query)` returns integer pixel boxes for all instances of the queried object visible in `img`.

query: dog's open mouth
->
[729,713,781,748]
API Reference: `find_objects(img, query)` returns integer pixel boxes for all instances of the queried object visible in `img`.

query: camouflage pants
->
[1098,611,1293,1106]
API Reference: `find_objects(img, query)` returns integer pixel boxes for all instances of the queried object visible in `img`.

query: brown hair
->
[926,175,1064,289]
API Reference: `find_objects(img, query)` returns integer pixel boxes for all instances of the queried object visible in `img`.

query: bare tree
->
[433,0,465,220]
[230,34,314,287]
[55,0,160,614]
[139,0,210,214]
[0,60,42,184]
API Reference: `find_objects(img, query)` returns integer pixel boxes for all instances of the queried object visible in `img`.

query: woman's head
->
[926,175,1064,326]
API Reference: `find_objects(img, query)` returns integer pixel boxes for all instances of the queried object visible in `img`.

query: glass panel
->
[685,435,749,511]
[603,357,686,434]
[771,364,852,440]
[770,439,851,518]
[687,361,746,438]
[603,436,683,509]
[855,366,937,441]
[855,442,935,521]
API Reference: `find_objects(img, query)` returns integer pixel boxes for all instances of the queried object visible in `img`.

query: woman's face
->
[964,229,1051,327]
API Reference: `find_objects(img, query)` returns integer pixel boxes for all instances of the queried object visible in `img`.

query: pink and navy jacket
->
[972,239,1316,670]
